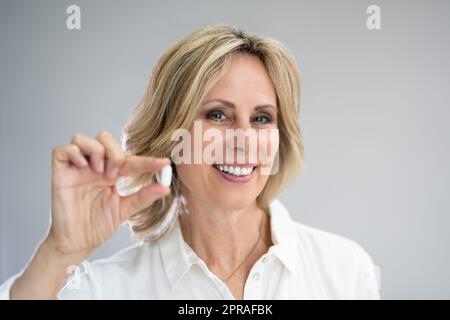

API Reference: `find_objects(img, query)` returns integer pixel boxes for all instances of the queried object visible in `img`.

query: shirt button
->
[262,256,268,263]
[252,272,260,280]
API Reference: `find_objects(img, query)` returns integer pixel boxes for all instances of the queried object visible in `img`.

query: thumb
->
[118,183,170,220]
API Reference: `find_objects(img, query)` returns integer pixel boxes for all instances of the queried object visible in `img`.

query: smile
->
[212,163,256,183]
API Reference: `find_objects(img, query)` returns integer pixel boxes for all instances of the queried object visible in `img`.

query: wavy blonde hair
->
[120,24,304,242]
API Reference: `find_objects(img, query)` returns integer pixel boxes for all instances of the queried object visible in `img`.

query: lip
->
[212,165,255,183]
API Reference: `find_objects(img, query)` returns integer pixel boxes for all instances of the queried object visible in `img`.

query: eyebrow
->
[202,98,277,112]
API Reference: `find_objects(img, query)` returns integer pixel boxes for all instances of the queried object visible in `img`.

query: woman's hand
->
[10,131,170,299]
[46,131,171,260]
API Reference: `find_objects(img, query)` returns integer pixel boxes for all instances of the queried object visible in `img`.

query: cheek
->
[174,163,204,188]
[256,128,279,165]
[176,163,214,194]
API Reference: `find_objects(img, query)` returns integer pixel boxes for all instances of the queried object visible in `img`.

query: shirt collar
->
[157,200,195,290]
[266,198,299,274]
[157,198,299,290]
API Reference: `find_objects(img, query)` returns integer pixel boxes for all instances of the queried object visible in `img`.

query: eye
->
[207,110,226,122]
[252,114,272,124]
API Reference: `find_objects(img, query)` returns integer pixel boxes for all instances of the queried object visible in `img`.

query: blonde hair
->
[121,24,304,241]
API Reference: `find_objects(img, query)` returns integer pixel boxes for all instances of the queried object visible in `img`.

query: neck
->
[177,189,272,277]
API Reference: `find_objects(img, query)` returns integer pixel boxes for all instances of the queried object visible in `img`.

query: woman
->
[0,24,380,299]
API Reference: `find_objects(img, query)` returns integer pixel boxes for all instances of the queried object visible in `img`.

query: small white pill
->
[159,165,172,187]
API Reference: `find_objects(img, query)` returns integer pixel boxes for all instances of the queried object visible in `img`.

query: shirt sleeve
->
[0,260,100,300]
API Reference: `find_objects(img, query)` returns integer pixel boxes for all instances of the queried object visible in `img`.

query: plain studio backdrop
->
[1,0,449,299]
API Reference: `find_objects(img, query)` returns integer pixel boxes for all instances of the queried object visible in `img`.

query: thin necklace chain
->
[222,213,265,283]
[176,198,268,283]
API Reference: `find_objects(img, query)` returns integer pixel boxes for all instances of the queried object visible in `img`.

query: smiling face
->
[176,52,279,210]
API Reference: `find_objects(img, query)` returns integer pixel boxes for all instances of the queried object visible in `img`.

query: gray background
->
[1,0,449,299]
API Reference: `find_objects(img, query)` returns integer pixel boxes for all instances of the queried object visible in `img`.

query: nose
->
[232,115,252,131]
[224,115,257,163]
[227,116,252,147]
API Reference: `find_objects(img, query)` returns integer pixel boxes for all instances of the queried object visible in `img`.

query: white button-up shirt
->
[0,199,381,299]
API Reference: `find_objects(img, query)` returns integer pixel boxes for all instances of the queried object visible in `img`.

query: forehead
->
[205,53,277,105]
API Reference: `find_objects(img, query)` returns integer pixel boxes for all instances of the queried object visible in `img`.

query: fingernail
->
[79,155,88,166]
[98,160,104,173]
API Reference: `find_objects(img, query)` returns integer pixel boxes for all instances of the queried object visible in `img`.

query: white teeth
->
[214,164,254,176]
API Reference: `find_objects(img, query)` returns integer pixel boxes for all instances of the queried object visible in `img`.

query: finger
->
[71,133,106,174]
[52,145,88,168]
[65,144,89,168]
[118,155,171,177]
[95,131,125,179]
[119,183,170,220]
